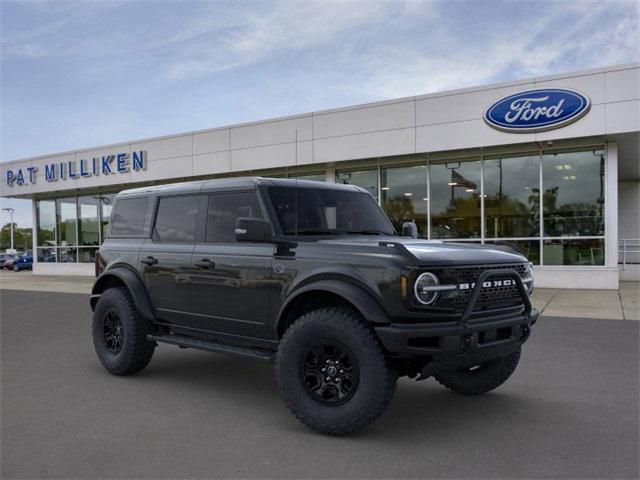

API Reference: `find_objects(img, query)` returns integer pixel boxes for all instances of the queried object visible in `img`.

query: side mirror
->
[235,218,274,243]
[401,221,418,238]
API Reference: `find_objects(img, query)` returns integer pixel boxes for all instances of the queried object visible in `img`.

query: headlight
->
[524,262,534,295]
[414,272,440,305]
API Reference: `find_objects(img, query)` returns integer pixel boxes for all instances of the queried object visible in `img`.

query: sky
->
[1,0,639,228]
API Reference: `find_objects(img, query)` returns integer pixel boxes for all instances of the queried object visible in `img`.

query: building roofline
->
[3,62,638,165]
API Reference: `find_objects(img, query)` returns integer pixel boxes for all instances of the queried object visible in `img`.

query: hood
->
[317,236,528,266]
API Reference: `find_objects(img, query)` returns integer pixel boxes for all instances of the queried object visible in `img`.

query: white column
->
[605,142,619,273]
[325,164,336,183]
[31,198,37,267]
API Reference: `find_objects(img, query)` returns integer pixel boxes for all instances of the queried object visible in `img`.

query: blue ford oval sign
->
[484,88,591,133]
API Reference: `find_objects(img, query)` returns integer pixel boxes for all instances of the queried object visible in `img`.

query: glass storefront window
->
[430,160,481,238]
[100,194,115,241]
[543,238,604,265]
[542,150,605,237]
[336,169,378,200]
[78,196,100,246]
[37,247,57,263]
[56,198,77,247]
[78,247,98,263]
[381,165,428,237]
[36,200,56,246]
[484,155,540,238]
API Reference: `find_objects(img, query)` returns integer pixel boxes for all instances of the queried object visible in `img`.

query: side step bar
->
[147,334,275,363]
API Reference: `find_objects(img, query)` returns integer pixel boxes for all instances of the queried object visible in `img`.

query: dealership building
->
[1,63,638,288]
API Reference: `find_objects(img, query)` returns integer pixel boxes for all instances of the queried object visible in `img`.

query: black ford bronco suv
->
[91,177,538,435]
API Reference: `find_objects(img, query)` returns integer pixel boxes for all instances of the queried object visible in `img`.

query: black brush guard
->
[375,269,538,378]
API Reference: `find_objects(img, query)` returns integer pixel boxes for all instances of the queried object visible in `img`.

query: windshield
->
[268,186,396,236]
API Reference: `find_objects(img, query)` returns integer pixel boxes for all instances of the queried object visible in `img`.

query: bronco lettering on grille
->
[459,279,515,290]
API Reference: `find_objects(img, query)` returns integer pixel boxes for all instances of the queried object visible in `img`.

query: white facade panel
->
[606,100,640,134]
[415,85,532,126]
[230,116,312,150]
[536,104,607,141]
[605,68,640,103]
[416,119,535,152]
[193,128,230,155]
[130,134,192,161]
[231,142,297,171]
[313,101,415,139]
[133,156,193,182]
[534,72,606,105]
[193,151,231,176]
[314,128,415,163]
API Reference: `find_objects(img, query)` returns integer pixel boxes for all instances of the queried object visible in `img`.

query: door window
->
[153,195,200,243]
[206,191,262,243]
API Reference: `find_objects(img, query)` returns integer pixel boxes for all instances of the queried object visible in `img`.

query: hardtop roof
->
[117,177,368,197]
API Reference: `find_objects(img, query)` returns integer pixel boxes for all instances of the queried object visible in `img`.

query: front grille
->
[433,263,528,312]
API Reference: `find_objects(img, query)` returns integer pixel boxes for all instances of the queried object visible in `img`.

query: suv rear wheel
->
[92,287,155,375]
[434,348,521,395]
[276,307,397,436]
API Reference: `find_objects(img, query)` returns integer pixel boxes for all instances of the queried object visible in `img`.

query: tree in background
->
[1,223,32,251]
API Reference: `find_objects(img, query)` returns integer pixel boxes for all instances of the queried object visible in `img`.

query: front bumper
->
[375,268,538,377]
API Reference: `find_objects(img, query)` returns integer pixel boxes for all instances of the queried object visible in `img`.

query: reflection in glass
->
[542,150,605,236]
[57,198,77,246]
[59,246,77,263]
[336,169,378,200]
[485,240,540,265]
[37,200,56,246]
[100,194,115,241]
[484,155,540,237]
[543,239,604,265]
[78,247,99,263]
[37,247,57,262]
[430,160,481,238]
[381,165,428,237]
[78,196,100,246]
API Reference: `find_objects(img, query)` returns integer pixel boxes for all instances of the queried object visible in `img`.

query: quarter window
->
[206,191,262,243]
[153,195,200,243]
[110,197,149,237]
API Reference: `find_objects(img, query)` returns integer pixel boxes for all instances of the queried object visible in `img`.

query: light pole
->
[2,207,15,251]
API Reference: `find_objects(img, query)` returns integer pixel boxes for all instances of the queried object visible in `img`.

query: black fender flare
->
[90,266,155,321]
[277,279,390,334]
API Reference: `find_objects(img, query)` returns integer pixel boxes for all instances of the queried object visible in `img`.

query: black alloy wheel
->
[300,341,359,406]
[103,309,124,354]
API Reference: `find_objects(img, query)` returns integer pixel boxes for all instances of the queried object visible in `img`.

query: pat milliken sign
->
[4,151,147,187]
[484,88,591,133]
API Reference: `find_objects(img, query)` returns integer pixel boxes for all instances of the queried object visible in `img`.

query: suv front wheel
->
[276,307,397,436]
[92,287,155,375]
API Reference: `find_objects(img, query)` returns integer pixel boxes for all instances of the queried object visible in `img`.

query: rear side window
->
[154,195,201,243]
[109,197,149,236]
[206,191,262,243]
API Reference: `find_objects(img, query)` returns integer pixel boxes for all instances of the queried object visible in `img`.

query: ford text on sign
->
[484,88,591,133]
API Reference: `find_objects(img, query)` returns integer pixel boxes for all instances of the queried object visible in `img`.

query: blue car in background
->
[12,252,33,271]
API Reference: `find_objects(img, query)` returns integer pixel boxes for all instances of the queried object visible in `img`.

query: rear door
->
[190,190,274,340]
[139,194,204,327]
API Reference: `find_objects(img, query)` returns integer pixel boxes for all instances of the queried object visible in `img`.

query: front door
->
[189,191,274,340]
[139,194,203,328]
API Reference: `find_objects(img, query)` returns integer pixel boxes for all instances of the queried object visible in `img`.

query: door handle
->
[194,258,215,269]
[141,256,158,266]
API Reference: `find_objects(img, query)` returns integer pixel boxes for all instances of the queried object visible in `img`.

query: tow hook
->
[521,326,530,341]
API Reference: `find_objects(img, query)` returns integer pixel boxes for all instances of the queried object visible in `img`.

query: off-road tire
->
[276,307,397,436]
[92,287,155,375]
[434,348,521,395]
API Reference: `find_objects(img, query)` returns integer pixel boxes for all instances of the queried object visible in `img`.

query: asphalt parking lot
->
[1,289,639,479]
